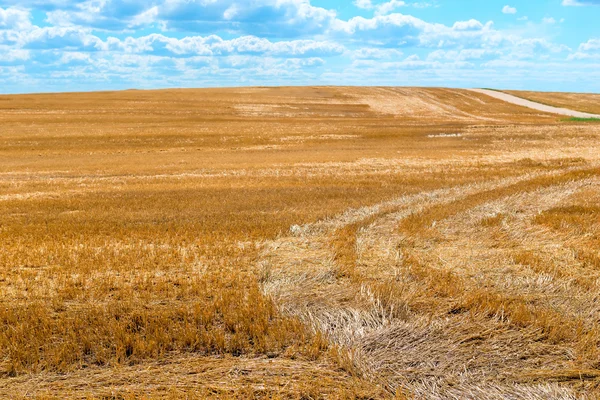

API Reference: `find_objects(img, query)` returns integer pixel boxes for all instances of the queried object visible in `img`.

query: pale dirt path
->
[469,89,600,119]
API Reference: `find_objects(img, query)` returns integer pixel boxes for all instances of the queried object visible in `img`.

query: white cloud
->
[502,5,517,14]
[223,5,239,20]
[375,0,407,16]
[568,52,600,60]
[22,27,105,51]
[0,7,32,30]
[350,55,475,73]
[352,47,403,59]
[569,38,600,60]
[130,6,160,27]
[354,0,432,13]
[331,13,428,39]
[354,0,373,9]
[513,38,570,56]
[542,17,557,24]
[579,38,600,51]
[427,48,499,61]
[42,0,339,37]
[333,13,514,51]
[58,51,92,64]
[452,19,485,31]
[0,46,29,61]
[94,33,345,58]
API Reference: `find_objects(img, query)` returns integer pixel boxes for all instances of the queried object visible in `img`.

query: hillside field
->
[1,87,600,399]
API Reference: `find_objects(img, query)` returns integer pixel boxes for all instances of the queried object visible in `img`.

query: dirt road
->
[469,88,600,118]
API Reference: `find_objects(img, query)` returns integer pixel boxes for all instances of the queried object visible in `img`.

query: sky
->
[0,0,599,94]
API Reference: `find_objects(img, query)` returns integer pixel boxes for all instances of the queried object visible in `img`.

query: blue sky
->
[0,0,599,93]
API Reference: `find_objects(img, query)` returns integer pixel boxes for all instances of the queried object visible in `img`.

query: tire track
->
[259,166,598,398]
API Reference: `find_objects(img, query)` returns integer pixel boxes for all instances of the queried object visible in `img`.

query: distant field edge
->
[469,88,600,119]
[500,89,600,116]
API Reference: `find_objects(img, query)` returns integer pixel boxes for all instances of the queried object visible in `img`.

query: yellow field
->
[1,87,600,399]
[505,90,600,115]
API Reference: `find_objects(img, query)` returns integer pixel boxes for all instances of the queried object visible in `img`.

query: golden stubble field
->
[1,86,600,399]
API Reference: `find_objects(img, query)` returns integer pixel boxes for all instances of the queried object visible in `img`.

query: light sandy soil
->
[469,89,600,119]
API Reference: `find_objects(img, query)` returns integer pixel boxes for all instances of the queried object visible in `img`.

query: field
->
[1,86,600,399]
[504,90,600,115]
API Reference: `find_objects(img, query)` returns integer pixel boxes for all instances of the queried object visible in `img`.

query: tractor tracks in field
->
[258,165,600,399]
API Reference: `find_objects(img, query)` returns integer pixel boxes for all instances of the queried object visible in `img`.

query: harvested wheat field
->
[1,86,600,399]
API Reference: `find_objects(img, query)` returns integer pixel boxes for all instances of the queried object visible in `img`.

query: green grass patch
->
[562,117,600,123]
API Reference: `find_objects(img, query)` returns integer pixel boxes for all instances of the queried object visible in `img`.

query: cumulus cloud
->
[452,19,485,31]
[331,13,427,40]
[568,38,600,60]
[0,7,32,30]
[23,27,105,51]
[375,0,407,15]
[354,0,373,9]
[41,0,338,38]
[332,13,494,47]
[103,34,345,58]
[353,0,431,14]
[502,5,517,14]
[0,46,29,63]
[579,38,600,51]
[13,30,345,60]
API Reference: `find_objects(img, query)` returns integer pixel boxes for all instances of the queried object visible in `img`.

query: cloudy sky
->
[0,0,599,93]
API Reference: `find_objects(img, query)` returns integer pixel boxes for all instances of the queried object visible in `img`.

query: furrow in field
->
[348,175,600,397]
[259,166,600,398]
